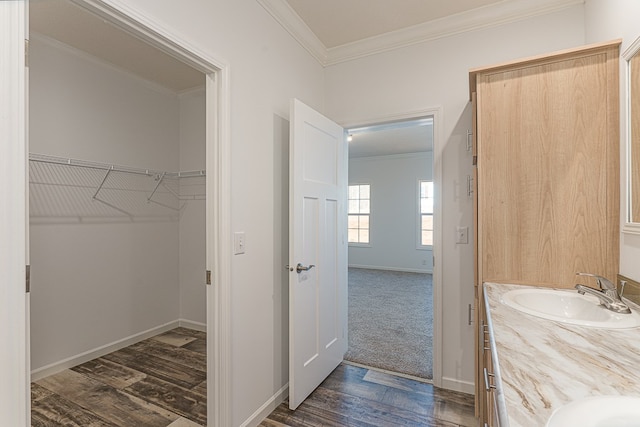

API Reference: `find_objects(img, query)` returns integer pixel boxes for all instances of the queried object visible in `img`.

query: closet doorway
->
[344,113,442,385]
[24,1,231,425]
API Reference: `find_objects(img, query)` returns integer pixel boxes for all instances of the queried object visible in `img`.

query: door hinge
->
[206,270,212,285]
[25,39,29,67]
[26,265,31,293]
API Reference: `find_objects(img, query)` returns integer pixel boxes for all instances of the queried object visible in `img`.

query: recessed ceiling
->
[29,0,204,92]
[284,0,504,48]
[260,0,582,65]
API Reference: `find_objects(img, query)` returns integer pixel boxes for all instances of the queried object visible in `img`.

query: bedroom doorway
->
[345,116,437,382]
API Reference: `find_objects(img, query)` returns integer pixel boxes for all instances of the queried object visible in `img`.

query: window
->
[419,180,434,247]
[348,184,370,244]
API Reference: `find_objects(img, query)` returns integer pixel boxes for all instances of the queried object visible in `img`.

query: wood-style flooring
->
[31,328,475,427]
[31,327,207,427]
[261,363,476,427]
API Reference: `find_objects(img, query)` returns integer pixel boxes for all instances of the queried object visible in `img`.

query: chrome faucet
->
[575,273,631,314]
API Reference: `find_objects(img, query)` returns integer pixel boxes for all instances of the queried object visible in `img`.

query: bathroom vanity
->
[468,40,622,425]
[483,281,640,426]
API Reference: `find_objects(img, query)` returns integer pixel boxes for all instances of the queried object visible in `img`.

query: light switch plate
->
[234,232,246,254]
[456,226,469,244]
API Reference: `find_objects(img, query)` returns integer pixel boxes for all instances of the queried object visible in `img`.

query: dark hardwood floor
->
[31,328,475,427]
[31,327,207,427]
[262,363,475,427]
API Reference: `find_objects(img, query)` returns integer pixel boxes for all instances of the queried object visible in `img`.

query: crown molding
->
[256,0,328,64]
[327,0,584,65]
[259,0,584,67]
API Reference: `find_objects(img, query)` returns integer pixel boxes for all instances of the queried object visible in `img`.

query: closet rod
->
[29,153,206,177]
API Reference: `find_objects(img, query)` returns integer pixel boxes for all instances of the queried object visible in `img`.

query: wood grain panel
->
[71,356,147,389]
[32,328,206,426]
[31,382,54,402]
[182,337,207,355]
[192,379,207,397]
[36,369,179,426]
[167,417,205,427]
[102,346,206,389]
[152,330,198,347]
[261,364,474,427]
[31,393,119,427]
[128,337,207,372]
[477,44,619,289]
[124,375,207,425]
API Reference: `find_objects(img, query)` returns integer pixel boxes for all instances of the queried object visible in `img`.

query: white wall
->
[584,0,640,284]
[98,1,325,425]
[349,152,433,272]
[178,88,206,325]
[29,36,181,370]
[325,5,585,391]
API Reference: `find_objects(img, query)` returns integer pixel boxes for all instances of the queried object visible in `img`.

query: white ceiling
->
[29,0,204,92]
[348,120,433,159]
[284,0,504,49]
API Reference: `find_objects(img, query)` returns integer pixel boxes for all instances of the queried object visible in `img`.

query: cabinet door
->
[482,312,498,427]
[472,92,478,164]
[474,295,483,419]
[477,48,619,287]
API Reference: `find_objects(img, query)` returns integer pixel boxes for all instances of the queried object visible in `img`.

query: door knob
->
[295,263,315,274]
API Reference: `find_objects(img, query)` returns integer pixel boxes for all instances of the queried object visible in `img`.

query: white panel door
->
[0,1,30,425]
[289,99,347,410]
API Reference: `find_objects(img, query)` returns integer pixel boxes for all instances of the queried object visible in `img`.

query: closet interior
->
[28,0,208,398]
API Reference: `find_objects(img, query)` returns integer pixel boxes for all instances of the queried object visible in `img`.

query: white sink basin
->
[546,396,640,426]
[501,288,640,329]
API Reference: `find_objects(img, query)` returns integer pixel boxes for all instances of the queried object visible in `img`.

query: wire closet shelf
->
[29,153,206,222]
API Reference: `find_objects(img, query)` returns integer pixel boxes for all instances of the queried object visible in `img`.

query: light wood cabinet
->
[469,40,621,425]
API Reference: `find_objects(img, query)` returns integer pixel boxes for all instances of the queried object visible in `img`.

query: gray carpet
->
[345,267,433,380]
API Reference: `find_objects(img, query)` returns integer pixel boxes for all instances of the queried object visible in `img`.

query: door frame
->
[0,2,29,424]
[340,107,443,387]
[4,1,233,425]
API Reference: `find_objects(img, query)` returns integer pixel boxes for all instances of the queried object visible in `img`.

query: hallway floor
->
[261,363,475,427]
[31,329,474,426]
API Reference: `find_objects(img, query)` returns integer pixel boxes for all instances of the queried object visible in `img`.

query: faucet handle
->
[575,272,615,290]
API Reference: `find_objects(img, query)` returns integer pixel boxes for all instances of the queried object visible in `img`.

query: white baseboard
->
[441,376,475,395]
[239,383,289,427]
[31,320,182,381]
[348,264,432,274]
[178,318,206,332]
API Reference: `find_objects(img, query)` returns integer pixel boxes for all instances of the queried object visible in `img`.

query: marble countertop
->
[484,282,640,427]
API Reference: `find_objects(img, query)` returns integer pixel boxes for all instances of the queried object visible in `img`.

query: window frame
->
[348,183,371,247]
[417,179,434,250]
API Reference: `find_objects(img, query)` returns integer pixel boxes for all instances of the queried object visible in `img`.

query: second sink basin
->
[546,396,640,426]
[501,287,640,329]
